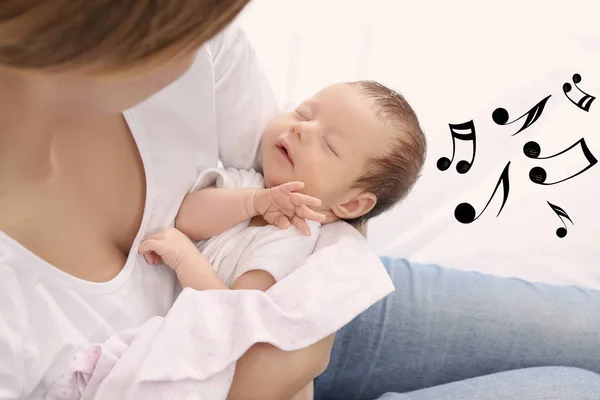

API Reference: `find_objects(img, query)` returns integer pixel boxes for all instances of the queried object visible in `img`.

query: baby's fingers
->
[289,192,322,208]
[139,238,167,256]
[143,251,162,265]
[297,205,327,223]
[291,215,311,236]
[279,181,305,193]
[273,215,291,230]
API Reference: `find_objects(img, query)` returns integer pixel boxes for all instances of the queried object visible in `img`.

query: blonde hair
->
[0,0,249,72]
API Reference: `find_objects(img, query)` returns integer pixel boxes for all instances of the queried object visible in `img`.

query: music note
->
[437,120,477,174]
[454,162,511,224]
[546,201,573,238]
[563,73,596,112]
[524,138,598,185]
[492,95,552,136]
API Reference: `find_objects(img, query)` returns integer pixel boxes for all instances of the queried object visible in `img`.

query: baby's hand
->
[139,227,201,271]
[254,181,326,236]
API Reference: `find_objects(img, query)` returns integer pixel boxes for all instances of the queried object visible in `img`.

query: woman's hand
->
[254,182,326,236]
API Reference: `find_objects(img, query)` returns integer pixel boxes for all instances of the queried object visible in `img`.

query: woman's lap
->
[376,367,600,400]
[314,257,600,400]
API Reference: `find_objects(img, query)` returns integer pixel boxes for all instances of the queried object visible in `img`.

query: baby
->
[47,81,425,400]
[138,80,425,400]
[139,80,427,294]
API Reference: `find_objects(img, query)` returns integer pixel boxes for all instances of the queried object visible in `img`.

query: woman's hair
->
[0,0,249,72]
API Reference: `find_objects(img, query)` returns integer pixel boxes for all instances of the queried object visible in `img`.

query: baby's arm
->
[140,228,228,290]
[176,187,260,241]
[176,181,325,241]
[140,229,279,292]
[139,228,278,291]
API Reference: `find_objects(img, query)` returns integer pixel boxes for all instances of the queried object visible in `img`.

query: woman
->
[0,1,598,399]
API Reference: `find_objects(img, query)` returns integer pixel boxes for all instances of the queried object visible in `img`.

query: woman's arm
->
[228,335,334,400]
[232,272,319,400]
[208,24,281,171]
[230,272,316,400]
[291,381,314,400]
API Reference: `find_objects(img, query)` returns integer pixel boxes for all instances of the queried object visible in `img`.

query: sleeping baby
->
[139,80,426,400]
[46,80,425,400]
[140,80,427,293]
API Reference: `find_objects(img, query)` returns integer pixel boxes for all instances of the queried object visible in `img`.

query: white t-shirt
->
[0,25,280,398]
[191,167,320,287]
[0,23,395,400]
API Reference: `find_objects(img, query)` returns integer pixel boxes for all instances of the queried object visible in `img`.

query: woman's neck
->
[0,70,66,186]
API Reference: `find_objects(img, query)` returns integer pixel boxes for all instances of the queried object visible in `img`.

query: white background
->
[238,0,600,288]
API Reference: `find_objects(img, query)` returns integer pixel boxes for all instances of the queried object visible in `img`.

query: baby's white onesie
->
[191,167,320,287]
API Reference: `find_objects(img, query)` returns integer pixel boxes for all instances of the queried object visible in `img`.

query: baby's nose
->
[294,121,319,140]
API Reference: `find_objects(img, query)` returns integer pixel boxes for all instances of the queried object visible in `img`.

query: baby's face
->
[260,83,393,210]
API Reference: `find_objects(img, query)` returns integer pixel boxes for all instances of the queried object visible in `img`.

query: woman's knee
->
[374,367,600,400]
[536,366,600,398]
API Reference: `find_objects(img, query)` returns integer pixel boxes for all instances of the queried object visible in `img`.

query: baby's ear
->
[331,191,376,220]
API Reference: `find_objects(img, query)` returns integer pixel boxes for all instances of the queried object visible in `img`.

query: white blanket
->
[239,0,600,289]
[47,221,394,400]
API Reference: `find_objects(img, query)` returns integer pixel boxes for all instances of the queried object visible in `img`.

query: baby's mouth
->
[278,143,294,165]
[277,137,294,165]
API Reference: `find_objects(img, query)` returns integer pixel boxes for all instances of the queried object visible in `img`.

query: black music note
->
[492,95,552,136]
[546,201,573,238]
[563,73,596,112]
[455,162,511,224]
[437,120,477,174]
[524,138,598,185]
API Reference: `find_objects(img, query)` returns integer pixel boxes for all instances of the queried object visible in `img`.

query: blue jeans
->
[314,257,600,399]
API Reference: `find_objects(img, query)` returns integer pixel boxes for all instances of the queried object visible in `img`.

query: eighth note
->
[492,95,552,136]
[524,138,598,185]
[547,201,573,238]
[455,162,511,224]
[563,73,596,112]
[437,120,477,174]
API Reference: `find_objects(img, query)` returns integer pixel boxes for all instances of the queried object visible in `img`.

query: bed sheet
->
[238,0,600,288]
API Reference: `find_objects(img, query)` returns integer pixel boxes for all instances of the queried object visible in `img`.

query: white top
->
[0,24,394,400]
[192,167,320,286]
[0,25,279,398]
[44,221,393,400]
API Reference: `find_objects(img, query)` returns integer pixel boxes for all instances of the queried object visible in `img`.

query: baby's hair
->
[345,80,427,226]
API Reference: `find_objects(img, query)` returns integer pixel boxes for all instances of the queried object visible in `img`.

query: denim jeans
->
[314,257,600,399]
